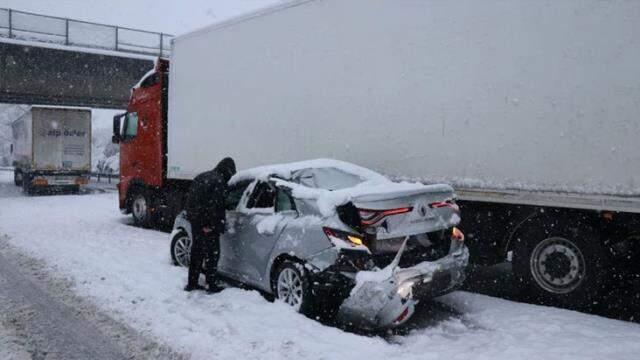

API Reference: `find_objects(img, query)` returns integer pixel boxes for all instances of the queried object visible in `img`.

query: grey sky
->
[0,0,280,35]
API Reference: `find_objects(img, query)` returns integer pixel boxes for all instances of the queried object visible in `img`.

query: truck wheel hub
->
[530,237,585,294]
[133,196,147,219]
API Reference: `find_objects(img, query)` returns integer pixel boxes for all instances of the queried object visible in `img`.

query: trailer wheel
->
[22,175,34,196]
[512,221,609,309]
[131,189,155,227]
[14,169,23,186]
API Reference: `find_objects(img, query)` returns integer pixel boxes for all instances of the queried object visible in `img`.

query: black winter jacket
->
[185,158,236,234]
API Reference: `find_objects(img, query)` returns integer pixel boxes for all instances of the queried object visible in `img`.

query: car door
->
[217,180,253,277]
[229,180,288,290]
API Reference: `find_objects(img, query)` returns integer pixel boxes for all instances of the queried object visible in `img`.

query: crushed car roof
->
[230,159,454,217]
[229,158,389,185]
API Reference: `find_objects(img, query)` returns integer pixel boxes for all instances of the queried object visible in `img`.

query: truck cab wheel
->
[14,170,23,186]
[131,190,155,227]
[512,222,609,309]
[22,175,34,196]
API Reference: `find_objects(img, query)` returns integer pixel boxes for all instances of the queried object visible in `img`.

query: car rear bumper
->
[24,171,89,187]
[337,244,469,329]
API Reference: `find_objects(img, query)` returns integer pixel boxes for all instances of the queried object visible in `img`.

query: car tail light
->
[323,227,366,248]
[358,207,412,226]
[451,227,464,242]
[75,177,89,185]
[429,199,460,213]
[394,307,410,324]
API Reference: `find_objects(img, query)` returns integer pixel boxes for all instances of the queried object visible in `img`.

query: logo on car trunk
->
[419,206,427,217]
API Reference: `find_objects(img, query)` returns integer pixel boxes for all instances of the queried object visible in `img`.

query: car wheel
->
[14,170,23,186]
[513,221,609,309]
[274,261,314,315]
[131,189,154,227]
[170,230,191,267]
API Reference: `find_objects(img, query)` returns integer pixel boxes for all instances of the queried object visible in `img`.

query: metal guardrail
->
[0,8,172,57]
[91,172,119,184]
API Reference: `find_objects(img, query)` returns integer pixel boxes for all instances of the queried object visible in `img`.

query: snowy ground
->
[0,321,30,360]
[0,168,639,359]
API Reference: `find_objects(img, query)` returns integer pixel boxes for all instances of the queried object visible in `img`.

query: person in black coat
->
[184,157,236,292]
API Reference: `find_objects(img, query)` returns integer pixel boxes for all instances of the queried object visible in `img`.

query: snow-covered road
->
[1,168,639,359]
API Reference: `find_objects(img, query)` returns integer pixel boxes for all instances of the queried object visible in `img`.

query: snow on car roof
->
[230,158,454,217]
[229,158,389,185]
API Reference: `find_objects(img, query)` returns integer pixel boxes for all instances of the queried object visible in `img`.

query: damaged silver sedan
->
[170,159,469,329]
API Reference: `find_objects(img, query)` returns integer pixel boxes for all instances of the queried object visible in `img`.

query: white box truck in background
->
[11,106,91,194]
[116,0,639,308]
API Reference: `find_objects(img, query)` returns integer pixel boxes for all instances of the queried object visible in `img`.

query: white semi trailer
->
[11,106,91,194]
[112,0,639,308]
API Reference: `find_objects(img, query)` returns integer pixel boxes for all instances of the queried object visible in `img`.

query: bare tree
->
[0,104,29,143]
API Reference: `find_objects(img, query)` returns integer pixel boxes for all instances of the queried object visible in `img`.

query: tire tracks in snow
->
[0,235,186,360]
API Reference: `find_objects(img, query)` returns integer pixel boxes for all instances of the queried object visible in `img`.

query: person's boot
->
[184,283,206,292]
[206,277,223,293]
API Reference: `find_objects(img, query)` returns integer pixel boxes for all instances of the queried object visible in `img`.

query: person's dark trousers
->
[187,228,220,289]
[187,228,206,288]
[202,232,220,287]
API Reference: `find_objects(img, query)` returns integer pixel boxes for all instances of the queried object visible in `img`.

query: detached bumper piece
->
[338,244,469,330]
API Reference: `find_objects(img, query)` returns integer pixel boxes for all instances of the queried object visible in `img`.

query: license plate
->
[48,176,76,185]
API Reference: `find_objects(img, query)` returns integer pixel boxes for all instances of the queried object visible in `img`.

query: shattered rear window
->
[293,167,367,190]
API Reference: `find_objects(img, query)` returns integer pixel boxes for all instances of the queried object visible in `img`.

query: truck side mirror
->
[10,144,13,154]
[112,113,126,143]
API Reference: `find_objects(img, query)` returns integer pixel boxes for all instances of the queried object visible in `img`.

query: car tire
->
[512,220,609,309]
[170,229,191,267]
[274,261,314,316]
[131,188,155,227]
[14,169,23,186]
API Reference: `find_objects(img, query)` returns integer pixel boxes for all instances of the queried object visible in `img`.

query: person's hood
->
[215,157,236,183]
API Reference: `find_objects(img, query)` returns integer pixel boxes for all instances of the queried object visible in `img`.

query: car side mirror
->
[112,113,126,143]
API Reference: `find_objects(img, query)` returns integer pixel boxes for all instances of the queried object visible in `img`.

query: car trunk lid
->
[346,183,460,241]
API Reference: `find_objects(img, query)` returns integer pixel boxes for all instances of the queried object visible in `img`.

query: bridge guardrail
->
[0,8,172,57]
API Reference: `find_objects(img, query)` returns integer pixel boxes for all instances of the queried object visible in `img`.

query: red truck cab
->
[112,59,180,226]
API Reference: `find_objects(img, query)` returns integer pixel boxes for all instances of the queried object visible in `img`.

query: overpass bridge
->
[0,8,173,109]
